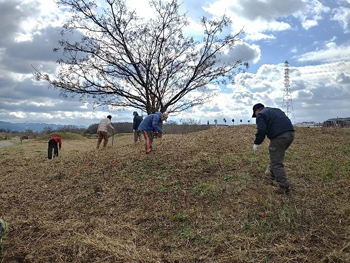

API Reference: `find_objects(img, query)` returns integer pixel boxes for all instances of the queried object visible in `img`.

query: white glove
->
[253,144,259,152]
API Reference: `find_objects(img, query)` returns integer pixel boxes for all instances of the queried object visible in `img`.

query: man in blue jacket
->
[138,111,169,154]
[252,103,295,195]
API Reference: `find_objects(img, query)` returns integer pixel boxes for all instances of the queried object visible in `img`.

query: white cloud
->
[11,0,68,42]
[9,111,27,119]
[183,17,205,37]
[296,43,350,63]
[293,0,330,30]
[301,19,318,30]
[244,32,275,41]
[335,73,350,84]
[188,59,350,124]
[124,0,155,19]
[332,8,350,32]
[176,91,254,124]
[291,47,298,53]
[218,43,261,64]
[203,0,330,40]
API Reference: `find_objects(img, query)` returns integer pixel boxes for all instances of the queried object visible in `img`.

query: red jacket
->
[50,135,62,149]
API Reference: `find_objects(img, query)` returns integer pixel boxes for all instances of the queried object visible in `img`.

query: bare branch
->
[37,0,246,114]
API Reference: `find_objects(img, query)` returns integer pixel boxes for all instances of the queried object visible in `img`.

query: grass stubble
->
[0,126,349,263]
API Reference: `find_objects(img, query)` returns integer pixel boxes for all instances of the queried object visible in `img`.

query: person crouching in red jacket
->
[48,134,62,159]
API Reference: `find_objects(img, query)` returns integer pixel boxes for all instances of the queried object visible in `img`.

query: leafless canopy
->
[36,0,246,114]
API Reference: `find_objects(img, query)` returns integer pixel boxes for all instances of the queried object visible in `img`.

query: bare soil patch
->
[0,141,14,148]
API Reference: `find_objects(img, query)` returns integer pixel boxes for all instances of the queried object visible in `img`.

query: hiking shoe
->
[274,187,290,195]
[264,167,272,176]
[264,168,275,180]
[0,219,8,237]
[0,219,8,255]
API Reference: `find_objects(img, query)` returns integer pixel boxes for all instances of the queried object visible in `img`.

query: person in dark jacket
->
[138,111,168,154]
[48,134,62,159]
[252,103,295,195]
[133,111,143,143]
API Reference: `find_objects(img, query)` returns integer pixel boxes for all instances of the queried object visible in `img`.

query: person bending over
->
[97,115,115,148]
[252,103,295,195]
[48,134,62,159]
[138,112,168,154]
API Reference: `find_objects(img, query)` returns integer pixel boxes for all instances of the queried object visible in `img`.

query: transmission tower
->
[282,61,295,123]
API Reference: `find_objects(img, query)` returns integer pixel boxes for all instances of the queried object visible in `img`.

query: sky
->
[0,0,349,127]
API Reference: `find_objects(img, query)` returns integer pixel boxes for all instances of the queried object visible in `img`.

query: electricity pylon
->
[282,61,295,123]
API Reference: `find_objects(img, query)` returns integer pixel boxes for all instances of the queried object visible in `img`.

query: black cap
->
[252,103,264,118]
[107,115,112,119]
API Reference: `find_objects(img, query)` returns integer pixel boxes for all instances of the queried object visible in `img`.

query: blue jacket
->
[138,112,163,133]
[254,107,294,145]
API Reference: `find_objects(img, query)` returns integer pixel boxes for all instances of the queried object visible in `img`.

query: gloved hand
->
[253,144,259,152]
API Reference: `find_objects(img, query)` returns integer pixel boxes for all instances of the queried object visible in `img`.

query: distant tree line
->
[42,125,86,135]
[1,119,251,138]
[1,126,86,135]
[86,123,133,134]
[85,121,212,135]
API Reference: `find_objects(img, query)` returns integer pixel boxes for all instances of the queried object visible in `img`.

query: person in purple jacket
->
[138,111,168,154]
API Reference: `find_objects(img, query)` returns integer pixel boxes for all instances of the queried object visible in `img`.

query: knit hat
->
[252,103,264,117]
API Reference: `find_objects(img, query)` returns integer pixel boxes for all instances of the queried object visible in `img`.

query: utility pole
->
[282,61,295,123]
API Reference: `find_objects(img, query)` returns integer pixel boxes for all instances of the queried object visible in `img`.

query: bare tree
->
[36,0,247,114]
[43,126,54,134]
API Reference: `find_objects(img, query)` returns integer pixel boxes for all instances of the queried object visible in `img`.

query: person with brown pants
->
[97,115,115,148]
[252,103,295,195]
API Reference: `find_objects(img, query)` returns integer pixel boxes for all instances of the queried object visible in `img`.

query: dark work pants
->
[134,129,142,143]
[48,139,58,159]
[269,131,295,188]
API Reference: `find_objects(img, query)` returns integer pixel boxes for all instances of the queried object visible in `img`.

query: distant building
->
[295,121,320,128]
[323,117,350,128]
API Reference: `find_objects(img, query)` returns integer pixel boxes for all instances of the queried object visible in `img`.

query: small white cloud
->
[301,19,318,30]
[244,32,276,41]
[218,42,261,64]
[291,47,298,53]
[335,73,350,84]
[9,111,27,118]
[332,7,350,32]
[183,17,205,37]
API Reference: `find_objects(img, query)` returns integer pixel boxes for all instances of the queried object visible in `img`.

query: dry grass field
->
[0,126,349,263]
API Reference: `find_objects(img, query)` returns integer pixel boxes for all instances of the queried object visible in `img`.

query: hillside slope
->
[0,126,349,262]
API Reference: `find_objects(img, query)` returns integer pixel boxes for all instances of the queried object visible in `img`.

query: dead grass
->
[0,126,349,263]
